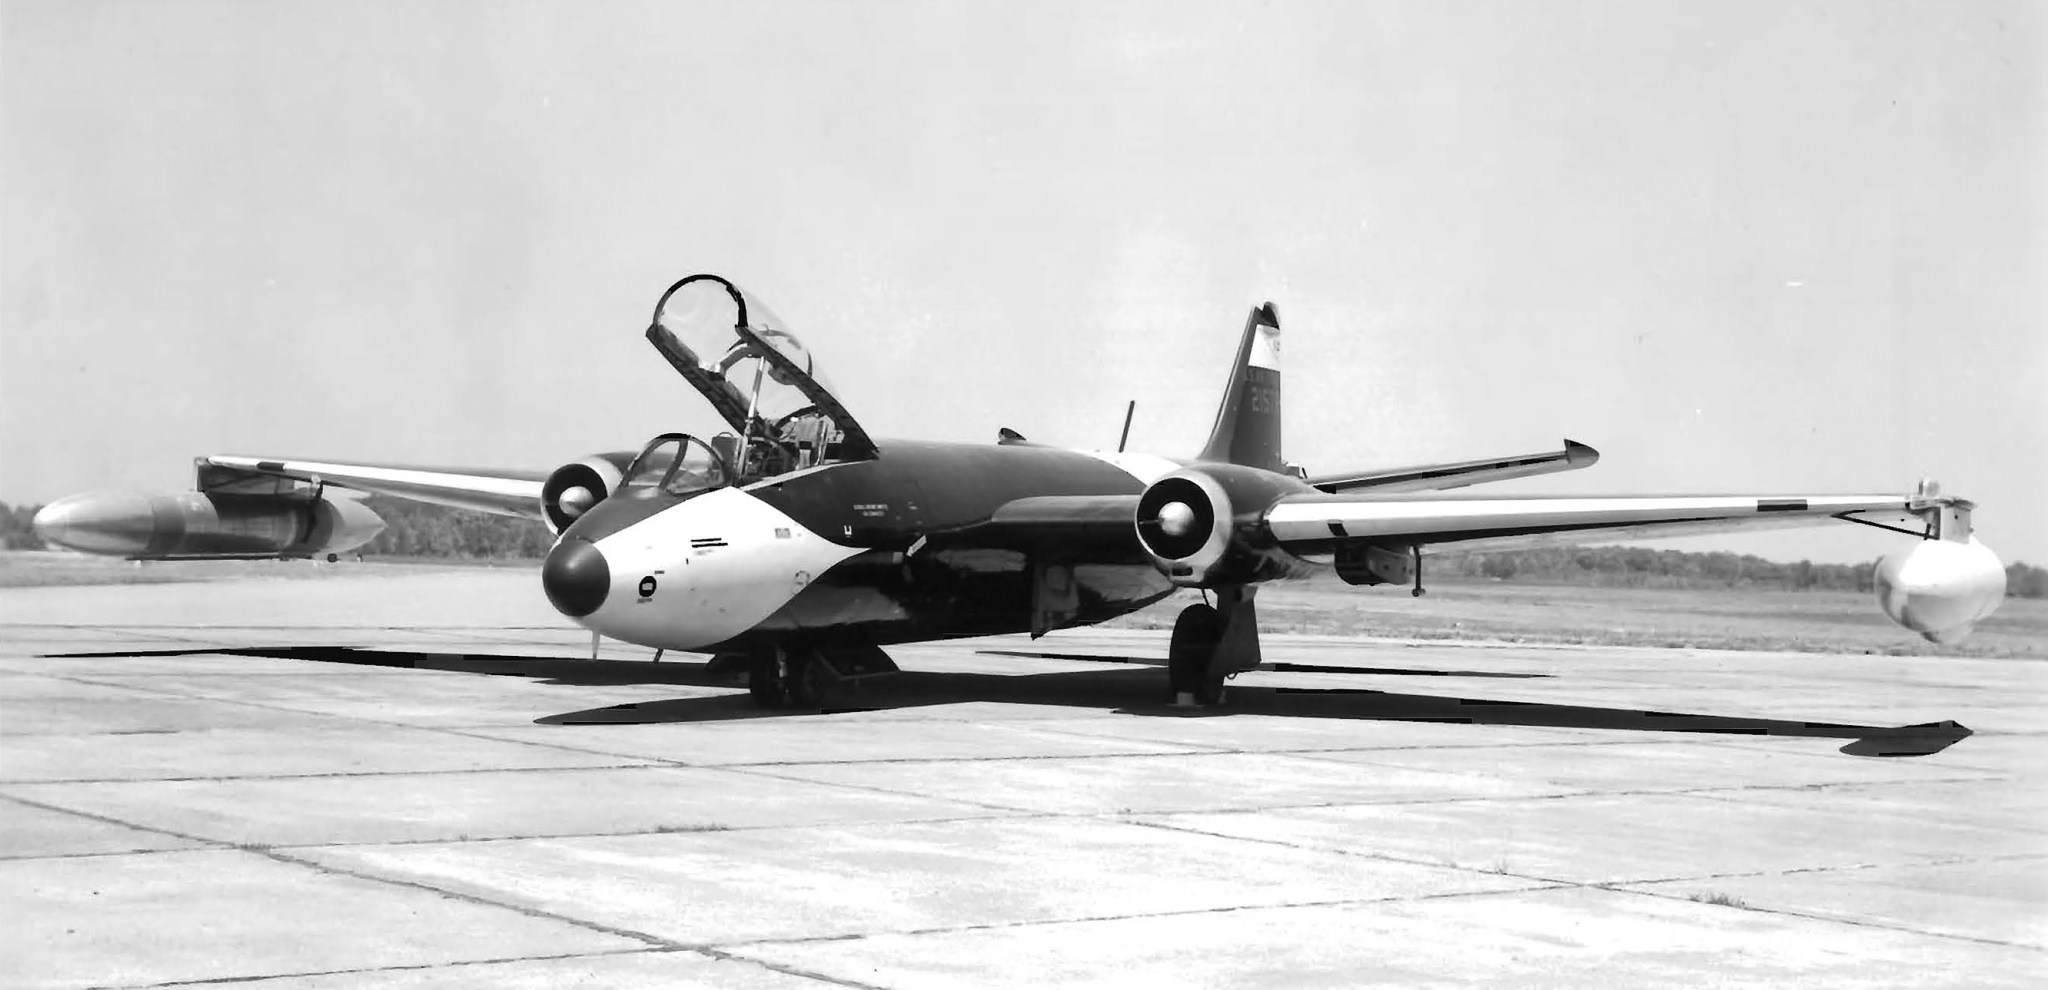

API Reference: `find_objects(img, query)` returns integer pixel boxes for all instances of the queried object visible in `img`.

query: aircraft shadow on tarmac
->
[42,645,1969,757]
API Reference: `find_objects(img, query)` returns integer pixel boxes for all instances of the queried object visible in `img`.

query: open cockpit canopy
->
[645,274,877,483]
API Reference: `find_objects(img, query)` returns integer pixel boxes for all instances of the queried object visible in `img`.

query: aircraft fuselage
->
[544,438,1203,653]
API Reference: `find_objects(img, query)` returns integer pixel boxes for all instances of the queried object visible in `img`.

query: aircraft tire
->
[1168,603,1226,706]
[787,651,829,709]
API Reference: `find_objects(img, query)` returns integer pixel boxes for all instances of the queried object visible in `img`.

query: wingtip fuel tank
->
[1874,536,2005,644]
[33,490,384,560]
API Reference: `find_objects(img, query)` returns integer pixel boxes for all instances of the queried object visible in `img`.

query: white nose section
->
[582,488,863,650]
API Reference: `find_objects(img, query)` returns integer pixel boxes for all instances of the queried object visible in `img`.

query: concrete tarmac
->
[2,567,2043,988]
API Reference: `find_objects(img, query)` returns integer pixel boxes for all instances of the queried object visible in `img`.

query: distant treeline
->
[3,497,2045,597]
[1,502,40,550]
[1433,544,2013,594]
[356,496,557,558]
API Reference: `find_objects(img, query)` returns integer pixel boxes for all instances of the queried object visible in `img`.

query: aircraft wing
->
[1307,439,1599,493]
[201,455,550,519]
[946,489,1941,568]
[1265,491,1932,556]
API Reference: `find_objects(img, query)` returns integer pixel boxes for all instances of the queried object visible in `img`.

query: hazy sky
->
[3,0,2042,564]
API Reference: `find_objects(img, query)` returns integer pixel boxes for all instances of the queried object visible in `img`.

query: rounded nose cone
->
[33,492,156,555]
[542,539,609,618]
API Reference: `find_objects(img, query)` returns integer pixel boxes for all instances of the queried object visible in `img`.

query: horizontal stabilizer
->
[1309,440,1599,494]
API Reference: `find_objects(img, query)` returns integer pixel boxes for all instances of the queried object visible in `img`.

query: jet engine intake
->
[1874,537,2005,644]
[33,490,384,560]
[1134,465,1314,587]
[541,454,632,534]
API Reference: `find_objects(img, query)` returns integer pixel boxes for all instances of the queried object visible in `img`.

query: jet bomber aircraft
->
[35,274,2008,708]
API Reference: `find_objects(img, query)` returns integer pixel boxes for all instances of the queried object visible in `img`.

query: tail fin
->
[1196,302,1284,473]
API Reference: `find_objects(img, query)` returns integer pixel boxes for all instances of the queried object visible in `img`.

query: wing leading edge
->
[201,456,549,520]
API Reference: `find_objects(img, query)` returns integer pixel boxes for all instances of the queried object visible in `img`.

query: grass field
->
[0,551,520,588]
[4,551,2041,659]
[1110,576,2048,659]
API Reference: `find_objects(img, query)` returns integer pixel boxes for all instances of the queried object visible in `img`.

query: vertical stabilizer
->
[1196,303,1283,472]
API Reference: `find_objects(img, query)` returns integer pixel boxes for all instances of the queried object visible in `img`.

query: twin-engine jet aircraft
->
[36,273,2008,707]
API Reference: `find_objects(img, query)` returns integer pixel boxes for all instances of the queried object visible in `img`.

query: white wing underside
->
[1266,493,1929,556]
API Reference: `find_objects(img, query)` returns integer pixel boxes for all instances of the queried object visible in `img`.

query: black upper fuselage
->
[550,437,1182,653]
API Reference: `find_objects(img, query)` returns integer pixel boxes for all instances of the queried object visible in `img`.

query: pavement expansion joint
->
[722,749,1210,768]
[0,791,220,848]
[719,885,1572,952]
[261,810,1054,853]
[4,763,664,786]
[1616,850,2048,887]
[19,667,717,768]
[1603,883,2048,951]
[94,947,680,990]
[690,946,894,990]
[1668,775,2011,802]
[254,846,683,950]
[1009,720,1663,754]
[712,763,1060,813]
[1118,815,1583,885]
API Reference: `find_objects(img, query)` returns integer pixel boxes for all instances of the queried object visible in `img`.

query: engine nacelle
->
[1874,537,2005,644]
[541,453,633,535]
[1133,464,1316,587]
[32,490,384,560]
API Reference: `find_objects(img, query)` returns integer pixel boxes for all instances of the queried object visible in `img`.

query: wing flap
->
[1308,439,1599,494]
[201,456,549,520]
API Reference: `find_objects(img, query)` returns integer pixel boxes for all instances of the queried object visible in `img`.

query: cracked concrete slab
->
[0,849,643,990]
[1620,857,2048,949]
[0,796,202,859]
[213,950,836,989]
[2,569,2040,987]
[2,766,1008,847]
[1132,791,2040,885]
[297,817,1540,945]
[0,723,649,784]
[730,884,2046,989]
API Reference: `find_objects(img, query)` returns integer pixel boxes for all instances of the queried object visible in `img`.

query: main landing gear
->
[746,646,833,709]
[1167,585,1262,708]
[1168,603,1227,706]
[738,643,901,710]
